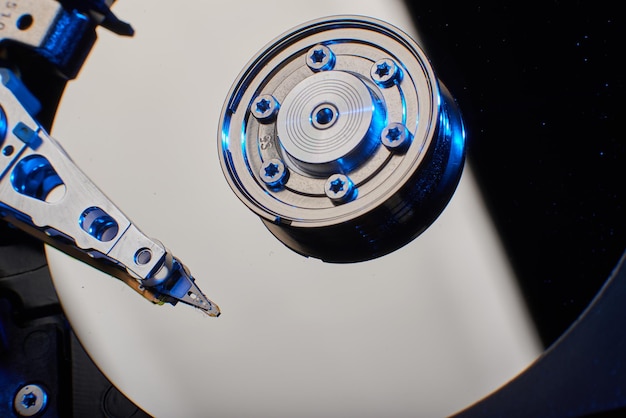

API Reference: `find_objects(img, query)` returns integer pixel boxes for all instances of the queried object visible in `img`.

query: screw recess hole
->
[79,207,119,242]
[16,14,34,31]
[316,108,334,125]
[134,248,153,265]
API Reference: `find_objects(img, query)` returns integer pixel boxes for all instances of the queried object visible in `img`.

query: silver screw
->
[325,174,357,203]
[306,44,335,72]
[260,158,288,188]
[251,94,279,123]
[370,58,402,87]
[381,122,412,150]
[14,384,47,417]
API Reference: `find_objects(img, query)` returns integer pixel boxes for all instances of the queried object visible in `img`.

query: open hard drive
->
[1,1,624,417]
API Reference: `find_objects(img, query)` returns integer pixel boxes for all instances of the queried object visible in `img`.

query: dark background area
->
[405,1,625,347]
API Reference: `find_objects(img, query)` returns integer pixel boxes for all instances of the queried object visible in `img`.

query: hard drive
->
[2,1,623,417]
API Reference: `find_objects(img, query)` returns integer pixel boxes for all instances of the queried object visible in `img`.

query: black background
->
[405,1,625,347]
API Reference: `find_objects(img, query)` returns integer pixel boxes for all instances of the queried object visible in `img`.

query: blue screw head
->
[381,122,412,151]
[370,58,402,87]
[306,44,336,72]
[325,174,357,203]
[14,384,47,416]
[251,94,280,123]
[260,158,288,188]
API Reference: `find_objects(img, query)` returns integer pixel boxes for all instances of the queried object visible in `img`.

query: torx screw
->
[14,384,47,417]
[325,174,357,203]
[260,158,288,188]
[370,58,402,87]
[306,44,336,72]
[251,94,280,123]
[381,122,412,151]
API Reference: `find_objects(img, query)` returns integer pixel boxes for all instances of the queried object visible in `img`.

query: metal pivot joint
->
[0,1,219,316]
[219,16,466,263]
[0,0,134,80]
[0,72,219,316]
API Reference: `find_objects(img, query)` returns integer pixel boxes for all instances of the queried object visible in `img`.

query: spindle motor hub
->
[218,16,465,262]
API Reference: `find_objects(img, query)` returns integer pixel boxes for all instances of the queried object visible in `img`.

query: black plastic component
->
[0,223,152,417]
[454,250,626,417]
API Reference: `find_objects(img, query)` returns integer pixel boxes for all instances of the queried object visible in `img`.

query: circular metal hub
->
[276,70,381,175]
[218,16,466,262]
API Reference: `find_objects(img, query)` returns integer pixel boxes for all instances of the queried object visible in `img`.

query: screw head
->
[260,158,288,188]
[370,58,402,87]
[381,122,412,151]
[14,384,47,417]
[325,174,357,203]
[306,44,336,72]
[251,94,280,123]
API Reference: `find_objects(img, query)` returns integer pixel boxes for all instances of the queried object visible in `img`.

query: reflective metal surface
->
[0,72,219,316]
[45,1,541,417]
[219,16,465,262]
